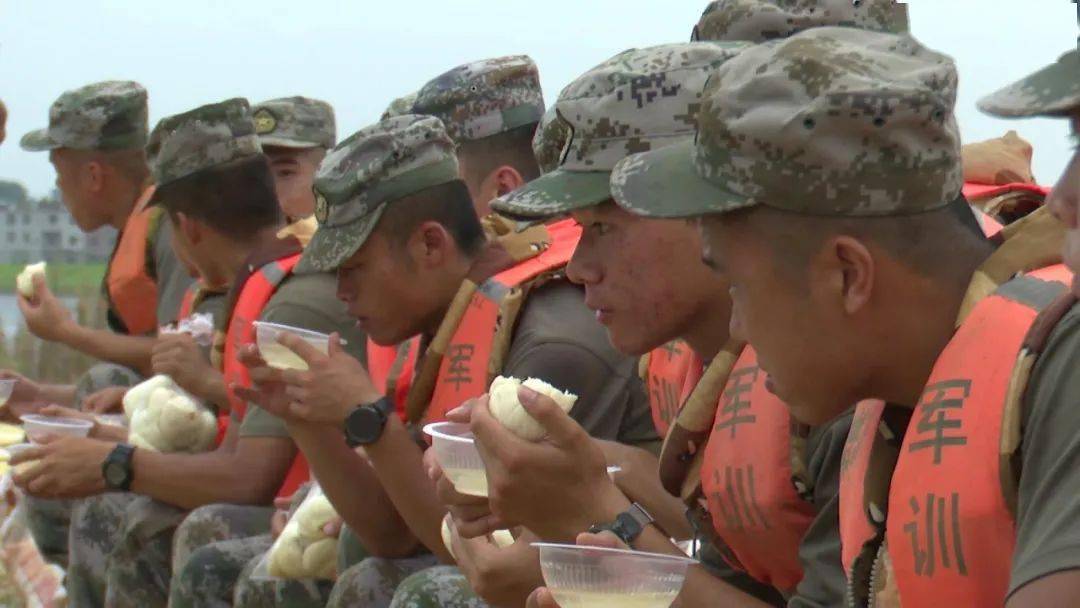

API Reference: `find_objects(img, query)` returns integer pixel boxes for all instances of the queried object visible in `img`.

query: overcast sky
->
[2,0,1077,197]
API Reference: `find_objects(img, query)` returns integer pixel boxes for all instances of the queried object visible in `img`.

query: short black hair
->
[457,123,541,185]
[154,154,282,241]
[376,179,485,257]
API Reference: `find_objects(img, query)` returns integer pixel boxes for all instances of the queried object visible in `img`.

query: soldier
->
[11,97,367,608]
[979,7,1080,292]
[608,25,1079,608]
[234,113,657,608]
[411,55,544,214]
[253,96,336,228]
[11,80,193,563]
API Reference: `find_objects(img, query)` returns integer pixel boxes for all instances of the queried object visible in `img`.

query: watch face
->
[347,406,386,445]
[104,462,128,487]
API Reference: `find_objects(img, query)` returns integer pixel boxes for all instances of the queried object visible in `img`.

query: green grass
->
[0,263,105,294]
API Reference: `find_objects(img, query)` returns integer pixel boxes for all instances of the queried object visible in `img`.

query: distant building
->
[0,183,116,264]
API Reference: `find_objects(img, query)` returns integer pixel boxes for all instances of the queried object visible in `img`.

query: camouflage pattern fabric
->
[382,92,419,121]
[73,363,143,409]
[146,97,263,187]
[253,96,337,149]
[23,496,72,565]
[174,534,273,608]
[412,55,544,143]
[691,0,908,42]
[388,566,488,608]
[979,50,1080,118]
[103,495,188,608]
[611,27,962,219]
[170,503,274,590]
[297,114,459,273]
[66,493,137,607]
[233,547,334,608]
[491,41,750,219]
[325,554,440,608]
[20,80,148,151]
[530,106,571,176]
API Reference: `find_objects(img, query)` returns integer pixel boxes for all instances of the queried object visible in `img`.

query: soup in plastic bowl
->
[533,542,696,608]
[253,321,334,371]
[21,414,93,442]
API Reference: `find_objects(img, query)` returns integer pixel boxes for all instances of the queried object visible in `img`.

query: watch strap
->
[103,443,136,491]
[588,502,655,546]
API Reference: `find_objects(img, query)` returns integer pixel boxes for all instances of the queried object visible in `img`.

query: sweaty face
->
[49,149,105,231]
[336,231,433,346]
[567,203,725,356]
[699,214,857,426]
[264,147,324,221]
[1048,116,1080,297]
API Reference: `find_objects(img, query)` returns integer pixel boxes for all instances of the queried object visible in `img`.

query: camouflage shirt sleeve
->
[151,214,194,325]
[239,272,368,439]
[1009,303,1080,597]
[501,280,659,451]
[788,410,853,608]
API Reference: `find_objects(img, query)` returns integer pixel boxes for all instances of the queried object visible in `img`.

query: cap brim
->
[978,50,1080,118]
[259,136,325,150]
[19,128,60,152]
[296,204,387,274]
[491,169,612,218]
[611,140,752,219]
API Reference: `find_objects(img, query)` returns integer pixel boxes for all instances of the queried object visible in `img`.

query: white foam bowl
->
[0,379,15,406]
[253,321,334,371]
[533,542,697,608]
[424,421,622,499]
[21,414,93,442]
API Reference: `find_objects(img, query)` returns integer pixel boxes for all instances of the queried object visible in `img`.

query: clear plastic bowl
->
[0,379,15,406]
[424,422,488,497]
[253,321,335,371]
[20,414,94,442]
[533,542,697,608]
[424,422,623,499]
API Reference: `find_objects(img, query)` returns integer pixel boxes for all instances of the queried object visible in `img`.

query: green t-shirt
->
[239,271,368,438]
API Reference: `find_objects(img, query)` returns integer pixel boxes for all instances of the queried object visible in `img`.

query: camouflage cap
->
[381,92,418,121]
[978,50,1080,118]
[252,96,337,149]
[691,0,908,42]
[412,55,545,143]
[20,80,148,152]
[297,115,460,273]
[531,106,572,175]
[492,42,749,219]
[613,27,962,219]
[146,97,262,188]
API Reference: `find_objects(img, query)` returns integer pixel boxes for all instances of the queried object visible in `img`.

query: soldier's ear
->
[822,235,875,316]
[489,165,525,198]
[410,220,454,269]
[85,159,106,194]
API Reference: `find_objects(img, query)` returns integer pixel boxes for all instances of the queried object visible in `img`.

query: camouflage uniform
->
[979,37,1080,117]
[387,566,486,608]
[411,55,544,144]
[18,81,150,565]
[690,0,908,42]
[66,493,135,607]
[326,554,440,608]
[253,96,337,149]
[20,80,148,151]
[529,106,570,176]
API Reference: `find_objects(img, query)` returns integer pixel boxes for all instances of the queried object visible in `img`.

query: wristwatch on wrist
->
[102,444,136,491]
[588,502,655,546]
[343,396,395,447]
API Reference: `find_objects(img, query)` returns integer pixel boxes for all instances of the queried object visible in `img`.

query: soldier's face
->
[1048,116,1080,297]
[567,203,729,356]
[698,213,859,426]
[49,149,105,231]
[264,147,325,221]
[336,231,435,346]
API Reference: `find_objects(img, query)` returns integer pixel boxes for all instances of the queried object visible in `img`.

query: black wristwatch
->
[343,397,395,447]
[102,444,136,491]
[589,503,655,546]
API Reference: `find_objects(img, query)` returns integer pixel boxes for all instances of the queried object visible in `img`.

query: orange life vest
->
[104,186,161,336]
[368,337,421,421]
[422,219,581,424]
[220,251,308,498]
[962,182,1049,201]
[839,264,1073,606]
[699,346,816,592]
[643,341,702,437]
[177,284,199,321]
